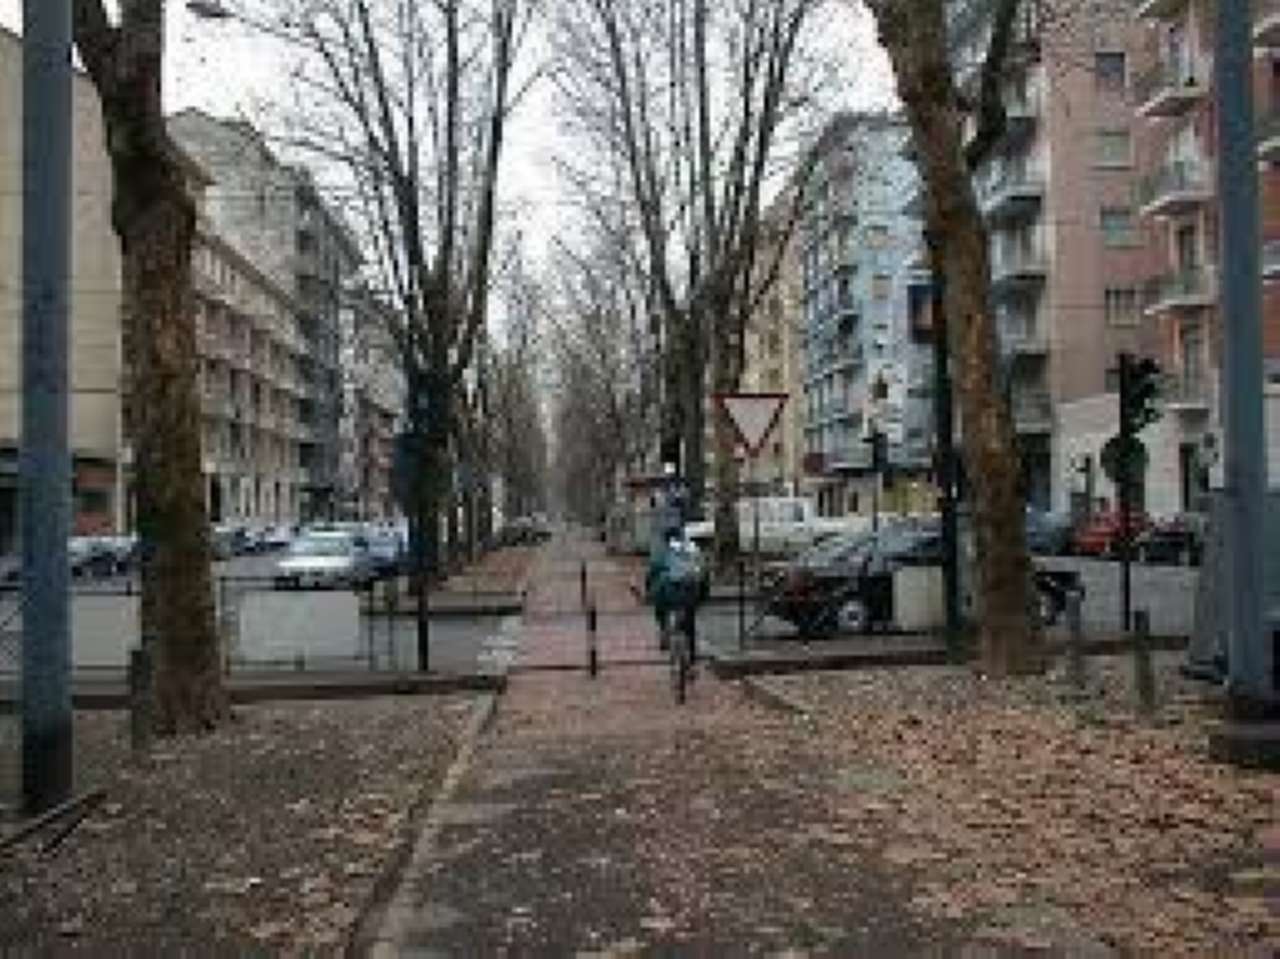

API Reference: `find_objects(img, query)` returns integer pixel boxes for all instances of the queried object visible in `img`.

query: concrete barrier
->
[893,566,944,632]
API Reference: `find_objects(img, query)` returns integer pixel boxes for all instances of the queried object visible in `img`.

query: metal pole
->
[1217,0,1272,710]
[1118,352,1133,634]
[21,1,74,815]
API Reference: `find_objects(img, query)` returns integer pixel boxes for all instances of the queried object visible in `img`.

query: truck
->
[683,497,874,557]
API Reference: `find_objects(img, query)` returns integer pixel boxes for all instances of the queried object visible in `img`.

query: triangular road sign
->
[716,392,788,457]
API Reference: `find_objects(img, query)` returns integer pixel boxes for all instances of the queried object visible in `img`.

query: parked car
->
[274,530,371,590]
[210,523,249,559]
[363,531,405,579]
[1136,513,1205,566]
[68,536,117,578]
[260,525,296,552]
[1071,510,1151,558]
[95,534,139,574]
[498,516,552,546]
[1024,507,1074,556]
[763,524,940,635]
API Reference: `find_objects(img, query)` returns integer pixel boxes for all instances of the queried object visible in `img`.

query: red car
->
[1072,510,1150,557]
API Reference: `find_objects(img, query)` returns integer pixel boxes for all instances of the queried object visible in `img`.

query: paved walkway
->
[367,531,961,956]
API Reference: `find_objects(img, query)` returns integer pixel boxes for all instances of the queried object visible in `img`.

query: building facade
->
[800,113,935,518]
[0,28,125,548]
[338,290,404,521]
[169,110,359,521]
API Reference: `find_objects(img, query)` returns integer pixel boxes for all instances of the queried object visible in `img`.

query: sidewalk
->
[361,533,964,955]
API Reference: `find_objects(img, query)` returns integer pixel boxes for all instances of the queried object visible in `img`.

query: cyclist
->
[646,524,705,659]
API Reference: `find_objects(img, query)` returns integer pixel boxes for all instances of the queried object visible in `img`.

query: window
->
[1100,207,1138,247]
[871,274,891,300]
[1105,287,1139,327]
[1095,51,1126,93]
[1095,129,1132,168]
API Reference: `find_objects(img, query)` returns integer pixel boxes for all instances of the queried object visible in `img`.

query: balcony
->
[1137,160,1212,218]
[990,248,1049,291]
[1264,239,1280,281]
[980,167,1045,222]
[1143,265,1216,314]
[1256,0,1280,47]
[826,444,873,473]
[1132,0,1188,19]
[1163,373,1211,413]
[1002,90,1041,146]
[1258,110,1280,163]
[1002,324,1049,360]
[1011,389,1053,434]
[1134,59,1209,118]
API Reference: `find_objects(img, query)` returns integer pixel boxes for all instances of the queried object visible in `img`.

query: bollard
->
[1133,608,1156,716]
[587,603,598,677]
[738,559,746,651]
[128,644,153,757]
[580,561,588,609]
[1065,589,1086,695]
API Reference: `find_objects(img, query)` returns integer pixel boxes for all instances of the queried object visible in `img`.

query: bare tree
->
[72,0,227,732]
[272,0,533,664]
[857,0,1043,674]
[552,0,834,567]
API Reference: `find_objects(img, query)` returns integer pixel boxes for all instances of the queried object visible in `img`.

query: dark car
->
[1136,513,1204,566]
[1025,508,1074,556]
[1072,510,1150,558]
[363,531,405,579]
[763,525,941,636]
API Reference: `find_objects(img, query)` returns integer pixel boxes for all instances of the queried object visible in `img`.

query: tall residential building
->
[735,188,807,493]
[338,289,404,520]
[1113,0,1280,516]
[169,110,359,520]
[799,112,935,518]
[0,28,124,547]
[938,2,1156,513]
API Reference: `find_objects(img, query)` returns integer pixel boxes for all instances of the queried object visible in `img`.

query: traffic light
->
[1121,354,1162,435]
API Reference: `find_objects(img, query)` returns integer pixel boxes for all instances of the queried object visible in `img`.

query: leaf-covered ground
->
[768,653,1280,956]
[0,694,476,954]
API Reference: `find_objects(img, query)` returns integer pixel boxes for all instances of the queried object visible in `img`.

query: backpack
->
[658,541,705,607]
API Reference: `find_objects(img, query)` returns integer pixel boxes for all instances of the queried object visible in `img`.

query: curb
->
[738,675,814,719]
[350,688,503,957]
[348,686,501,957]
[0,671,506,713]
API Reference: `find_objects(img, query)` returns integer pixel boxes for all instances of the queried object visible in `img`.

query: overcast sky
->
[1,1,895,272]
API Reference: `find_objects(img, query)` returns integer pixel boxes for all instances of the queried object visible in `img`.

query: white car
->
[273,530,370,590]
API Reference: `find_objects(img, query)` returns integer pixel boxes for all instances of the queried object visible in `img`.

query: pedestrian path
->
[366,531,956,955]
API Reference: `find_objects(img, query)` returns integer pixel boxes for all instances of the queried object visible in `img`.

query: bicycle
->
[666,603,696,704]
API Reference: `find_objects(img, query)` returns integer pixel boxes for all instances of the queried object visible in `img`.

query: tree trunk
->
[873,2,1041,676]
[123,183,227,731]
[682,314,707,515]
[709,295,742,570]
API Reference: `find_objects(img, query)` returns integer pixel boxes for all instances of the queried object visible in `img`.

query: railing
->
[991,247,1049,281]
[1143,265,1215,308]
[1133,56,1207,108]
[1137,160,1211,209]
[1012,389,1053,429]
[1264,239,1280,275]
[980,165,1045,205]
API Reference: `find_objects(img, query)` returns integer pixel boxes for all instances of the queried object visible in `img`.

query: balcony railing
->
[1134,57,1208,117]
[1143,265,1216,313]
[1132,0,1188,20]
[1163,374,1211,410]
[1258,110,1280,161]
[1136,160,1212,217]
[1264,239,1280,279]
[1012,390,1053,433]
[980,166,1045,221]
[1256,0,1280,47]
[991,248,1049,287]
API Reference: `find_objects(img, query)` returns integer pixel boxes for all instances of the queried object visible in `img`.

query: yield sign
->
[715,392,788,458]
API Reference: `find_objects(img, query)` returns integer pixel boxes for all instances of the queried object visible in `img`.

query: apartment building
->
[192,227,310,525]
[733,188,807,493]
[0,28,124,548]
[1100,0,1280,517]
[799,112,935,518]
[338,289,404,521]
[168,110,359,521]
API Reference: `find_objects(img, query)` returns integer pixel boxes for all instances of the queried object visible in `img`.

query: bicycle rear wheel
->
[670,631,689,704]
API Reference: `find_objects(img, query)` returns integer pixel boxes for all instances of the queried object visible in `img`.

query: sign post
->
[714,392,788,610]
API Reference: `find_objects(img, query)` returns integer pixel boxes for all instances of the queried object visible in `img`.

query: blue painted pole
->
[1216,0,1273,710]
[21,1,74,812]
